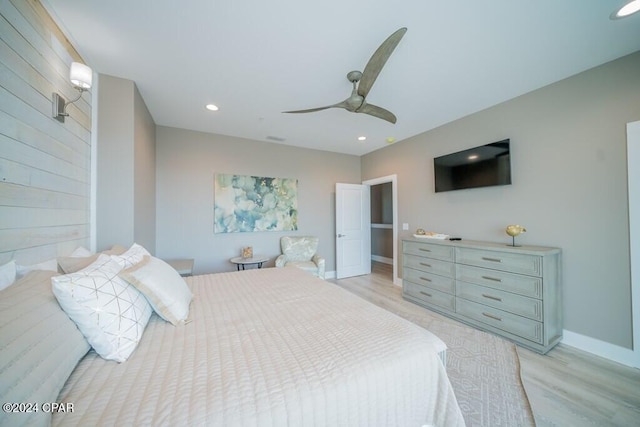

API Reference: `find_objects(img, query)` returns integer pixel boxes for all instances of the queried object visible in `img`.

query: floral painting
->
[214,174,298,233]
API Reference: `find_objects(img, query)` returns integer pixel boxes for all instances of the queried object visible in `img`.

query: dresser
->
[402,238,562,354]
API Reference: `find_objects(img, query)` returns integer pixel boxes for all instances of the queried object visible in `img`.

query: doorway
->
[363,175,399,286]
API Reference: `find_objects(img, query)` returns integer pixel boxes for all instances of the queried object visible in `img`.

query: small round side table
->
[229,255,269,271]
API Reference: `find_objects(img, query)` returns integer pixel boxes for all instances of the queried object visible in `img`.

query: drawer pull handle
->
[482,293,502,302]
[419,291,432,297]
[482,312,502,321]
[481,257,502,263]
[419,276,432,282]
[419,248,432,252]
[419,262,432,267]
[481,275,502,283]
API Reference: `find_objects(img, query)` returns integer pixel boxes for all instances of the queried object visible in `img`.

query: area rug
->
[334,277,536,427]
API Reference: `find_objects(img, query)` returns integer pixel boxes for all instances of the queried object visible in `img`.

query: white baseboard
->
[371,255,393,264]
[325,270,336,279]
[562,329,638,368]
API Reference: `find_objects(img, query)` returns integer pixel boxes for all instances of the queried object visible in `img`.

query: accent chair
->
[275,236,325,279]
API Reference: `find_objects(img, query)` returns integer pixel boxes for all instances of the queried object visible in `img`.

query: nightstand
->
[166,259,194,276]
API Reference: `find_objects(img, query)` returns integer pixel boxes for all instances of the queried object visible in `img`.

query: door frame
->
[363,174,400,286]
[628,120,640,368]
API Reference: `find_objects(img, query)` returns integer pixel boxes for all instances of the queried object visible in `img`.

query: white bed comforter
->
[53,267,464,426]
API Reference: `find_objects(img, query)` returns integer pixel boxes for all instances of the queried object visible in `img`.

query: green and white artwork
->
[214,174,298,233]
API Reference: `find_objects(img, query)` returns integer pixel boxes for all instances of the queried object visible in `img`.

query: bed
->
[1,254,464,426]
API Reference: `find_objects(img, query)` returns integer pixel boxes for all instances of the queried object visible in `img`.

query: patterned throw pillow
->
[52,254,152,362]
[111,243,151,269]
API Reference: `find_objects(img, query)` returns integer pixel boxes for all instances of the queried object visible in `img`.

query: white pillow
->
[0,260,17,291]
[16,258,57,279]
[111,243,151,269]
[70,246,93,257]
[51,254,152,362]
[119,256,192,325]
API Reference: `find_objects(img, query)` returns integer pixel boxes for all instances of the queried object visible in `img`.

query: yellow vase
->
[505,225,526,246]
[506,225,526,237]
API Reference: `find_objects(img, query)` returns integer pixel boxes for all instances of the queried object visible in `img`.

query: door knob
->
[337,234,346,237]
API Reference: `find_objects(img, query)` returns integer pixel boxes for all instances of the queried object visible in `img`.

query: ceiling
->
[42,0,640,156]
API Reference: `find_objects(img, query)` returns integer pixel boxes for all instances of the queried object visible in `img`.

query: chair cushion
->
[281,236,319,262]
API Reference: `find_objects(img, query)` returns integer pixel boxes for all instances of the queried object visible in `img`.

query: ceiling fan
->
[283,27,407,124]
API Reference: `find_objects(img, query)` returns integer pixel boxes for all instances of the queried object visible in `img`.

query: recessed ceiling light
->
[205,104,219,111]
[358,136,366,141]
[386,137,396,144]
[468,154,479,160]
[610,0,640,19]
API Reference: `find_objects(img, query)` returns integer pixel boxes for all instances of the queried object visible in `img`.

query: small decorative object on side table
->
[230,255,269,271]
[242,246,253,258]
[505,224,526,247]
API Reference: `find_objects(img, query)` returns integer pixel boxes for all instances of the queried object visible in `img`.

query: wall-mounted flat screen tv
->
[434,139,511,193]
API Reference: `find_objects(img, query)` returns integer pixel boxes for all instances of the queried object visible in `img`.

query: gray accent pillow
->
[0,270,90,427]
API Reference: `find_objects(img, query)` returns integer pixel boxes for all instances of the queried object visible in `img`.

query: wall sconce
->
[52,62,92,123]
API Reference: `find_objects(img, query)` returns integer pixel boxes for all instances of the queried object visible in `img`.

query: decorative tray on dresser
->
[402,237,562,354]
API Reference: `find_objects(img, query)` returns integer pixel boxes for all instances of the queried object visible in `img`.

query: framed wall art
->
[214,173,298,233]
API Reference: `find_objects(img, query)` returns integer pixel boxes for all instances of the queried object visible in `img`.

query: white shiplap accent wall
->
[0,0,91,265]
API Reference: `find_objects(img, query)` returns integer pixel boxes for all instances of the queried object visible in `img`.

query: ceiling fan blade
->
[283,101,348,114]
[358,103,397,124]
[357,27,407,99]
[283,106,332,114]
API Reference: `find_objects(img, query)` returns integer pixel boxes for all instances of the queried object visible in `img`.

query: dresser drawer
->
[456,264,542,299]
[404,254,455,278]
[404,267,455,294]
[404,241,454,261]
[456,281,542,321]
[456,298,543,344]
[456,247,542,276]
[404,281,455,312]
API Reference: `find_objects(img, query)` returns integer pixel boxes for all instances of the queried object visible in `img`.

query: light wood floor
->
[333,262,640,427]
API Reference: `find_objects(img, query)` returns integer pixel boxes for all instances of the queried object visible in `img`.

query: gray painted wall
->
[96,75,155,252]
[133,85,156,251]
[155,126,361,274]
[96,75,134,250]
[361,51,640,349]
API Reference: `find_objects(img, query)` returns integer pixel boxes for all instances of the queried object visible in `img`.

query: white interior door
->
[336,183,371,279]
